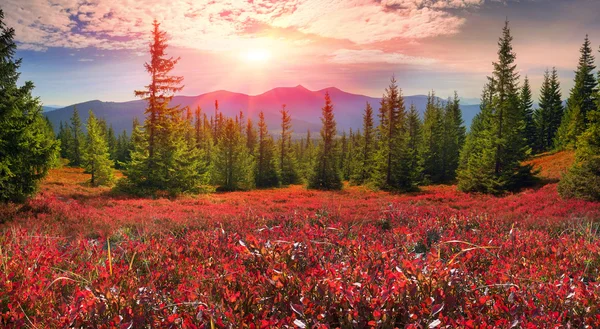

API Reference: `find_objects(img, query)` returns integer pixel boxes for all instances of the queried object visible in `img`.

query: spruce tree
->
[534,68,563,153]
[114,129,130,169]
[57,121,73,159]
[213,118,254,191]
[0,9,59,202]
[300,130,315,182]
[558,73,600,201]
[69,107,85,167]
[351,102,375,184]
[246,118,258,154]
[372,76,415,190]
[406,103,423,184]
[309,92,342,190]
[457,21,535,194]
[557,35,597,148]
[418,92,444,184]
[255,112,279,188]
[442,92,466,181]
[128,20,208,194]
[520,76,536,151]
[83,111,114,186]
[279,105,299,185]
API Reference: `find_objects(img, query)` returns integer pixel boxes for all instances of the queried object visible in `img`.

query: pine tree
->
[0,9,59,202]
[372,76,414,190]
[457,21,535,194]
[213,118,254,191]
[309,92,342,190]
[442,92,466,181]
[520,76,536,151]
[534,68,564,153]
[57,121,73,159]
[279,105,299,185]
[114,129,130,169]
[127,20,208,194]
[300,130,315,182]
[558,72,600,200]
[83,111,114,186]
[557,35,597,149]
[418,92,444,184]
[246,118,258,154]
[351,102,375,184]
[69,107,85,167]
[255,112,279,188]
[406,103,423,183]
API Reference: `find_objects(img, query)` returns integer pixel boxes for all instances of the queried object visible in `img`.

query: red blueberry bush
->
[1,163,600,328]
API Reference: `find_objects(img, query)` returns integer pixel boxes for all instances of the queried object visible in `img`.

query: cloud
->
[330,48,437,65]
[78,58,94,62]
[3,0,483,53]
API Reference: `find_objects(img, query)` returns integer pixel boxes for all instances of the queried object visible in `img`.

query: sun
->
[240,48,272,63]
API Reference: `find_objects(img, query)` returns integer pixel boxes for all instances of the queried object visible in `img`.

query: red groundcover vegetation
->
[1,152,600,328]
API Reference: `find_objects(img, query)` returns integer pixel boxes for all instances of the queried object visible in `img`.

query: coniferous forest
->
[2,4,600,328]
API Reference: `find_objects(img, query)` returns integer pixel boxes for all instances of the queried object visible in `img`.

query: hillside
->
[44,86,480,135]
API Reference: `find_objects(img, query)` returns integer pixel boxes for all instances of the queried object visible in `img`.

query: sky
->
[4,0,600,107]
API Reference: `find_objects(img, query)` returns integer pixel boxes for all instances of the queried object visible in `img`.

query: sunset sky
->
[5,0,600,107]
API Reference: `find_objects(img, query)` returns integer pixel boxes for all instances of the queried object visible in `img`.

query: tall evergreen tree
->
[418,92,444,184]
[300,130,315,182]
[279,105,299,185]
[557,35,597,148]
[255,112,279,188]
[520,76,536,151]
[246,118,258,154]
[83,111,114,186]
[457,21,535,194]
[406,103,423,184]
[57,121,73,159]
[0,8,58,202]
[442,92,466,181]
[128,20,208,194]
[309,92,342,190]
[114,129,130,169]
[69,107,85,167]
[534,68,564,152]
[351,102,375,184]
[558,71,600,200]
[213,118,254,191]
[372,76,415,190]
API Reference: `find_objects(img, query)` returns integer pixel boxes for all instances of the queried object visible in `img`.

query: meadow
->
[1,151,600,328]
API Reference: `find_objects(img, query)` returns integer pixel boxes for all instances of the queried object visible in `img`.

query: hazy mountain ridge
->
[45,86,480,135]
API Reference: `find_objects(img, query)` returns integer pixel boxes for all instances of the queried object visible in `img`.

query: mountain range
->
[44,85,480,136]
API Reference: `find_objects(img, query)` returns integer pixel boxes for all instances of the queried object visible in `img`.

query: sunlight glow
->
[241,48,272,63]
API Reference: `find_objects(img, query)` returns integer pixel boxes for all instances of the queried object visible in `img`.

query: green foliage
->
[309,92,342,190]
[558,156,600,201]
[559,97,600,201]
[418,92,444,184]
[351,102,376,185]
[125,21,209,195]
[372,76,417,191]
[441,92,466,182]
[457,21,536,195]
[534,68,564,153]
[114,129,131,169]
[520,76,536,151]
[0,9,59,202]
[255,112,279,188]
[68,107,85,167]
[83,111,114,186]
[213,118,254,191]
[557,35,597,149]
[279,106,299,185]
[406,103,422,184]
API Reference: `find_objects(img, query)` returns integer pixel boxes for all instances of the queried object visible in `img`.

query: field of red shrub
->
[1,154,600,328]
